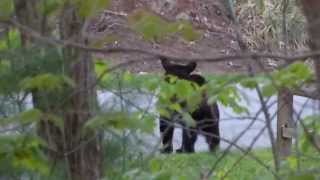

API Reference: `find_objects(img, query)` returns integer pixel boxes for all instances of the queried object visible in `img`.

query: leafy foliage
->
[96,69,161,92]
[261,62,313,97]
[0,108,42,127]
[128,10,200,41]
[299,114,320,153]
[0,134,49,177]
[37,0,64,16]
[207,74,249,114]
[0,44,67,94]
[0,0,14,20]
[72,0,109,18]
[0,28,21,50]
[20,73,74,92]
[33,0,110,18]
[85,111,156,134]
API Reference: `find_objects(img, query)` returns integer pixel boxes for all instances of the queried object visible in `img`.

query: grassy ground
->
[142,148,320,180]
[150,149,274,180]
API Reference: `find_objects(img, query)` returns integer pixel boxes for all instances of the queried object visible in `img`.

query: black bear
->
[159,57,220,153]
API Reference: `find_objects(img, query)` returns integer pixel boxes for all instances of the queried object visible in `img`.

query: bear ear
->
[185,61,197,74]
[160,57,173,72]
[189,74,206,86]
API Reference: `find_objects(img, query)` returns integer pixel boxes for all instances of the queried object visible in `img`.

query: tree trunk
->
[276,89,293,158]
[300,0,320,98]
[14,1,102,179]
[59,4,102,180]
[63,50,102,180]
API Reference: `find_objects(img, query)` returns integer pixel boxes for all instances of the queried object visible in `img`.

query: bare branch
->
[2,18,320,65]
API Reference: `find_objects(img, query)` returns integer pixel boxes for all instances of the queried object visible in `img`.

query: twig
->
[205,97,277,177]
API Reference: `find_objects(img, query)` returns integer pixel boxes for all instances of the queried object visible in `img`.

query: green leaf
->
[175,80,194,99]
[12,136,49,175]
[37,0,63,15]
[175,21,201,41]
[8,29,21,48]
[174,175,188,180]
[85,112,128,129]
[128,10,200,41]
[0,60,10,72]
[85,111,156,133]
[44,113,64,129]
[287,62,312,80]
[0,135,49,175]
[20,73,74,92]
[158,108,171,119]
[186,90,202,113]
[128,10,167,40]
[0,28,22,50]
[150,159,161,173]
[208,96,218,105]
[181,112,196,127]
[287,156,298,170]
[20,109,42,125]
[207,83,248,114]
[62,75,76,87]
[299,115,320,153]
[0,38,7,50]
[145,76,161,91]
[261,84,277,97]
[13,148,49,175]
[123,71,133,82]
[0,0,14,20]
[240,77,258,89]
[287,174,315,180]
[300,135,310,153]
[140,114,157,133]
[169,103,182,112]
[271,62,313,90]
[154,171,172,180]
[72,0,109,18]
[166,75,178,84]
[231,103,248,114]
[0,135,16,153]
[95,60,110,84]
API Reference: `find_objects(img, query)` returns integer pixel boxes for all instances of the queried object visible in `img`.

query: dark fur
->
[160,58,220,153]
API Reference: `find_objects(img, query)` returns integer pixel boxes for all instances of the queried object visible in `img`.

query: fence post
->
[276,88,294,158]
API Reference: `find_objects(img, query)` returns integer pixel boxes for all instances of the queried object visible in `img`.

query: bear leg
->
[179,127,197,153]
[160,118,174,153]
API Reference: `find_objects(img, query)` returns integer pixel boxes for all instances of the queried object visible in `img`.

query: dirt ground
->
[90,0,270,75]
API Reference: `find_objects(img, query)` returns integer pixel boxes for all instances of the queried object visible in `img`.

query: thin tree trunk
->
[276,0,294,159]
[276,88,293,158]
[300,0,320,98]
[60,4,102,180]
